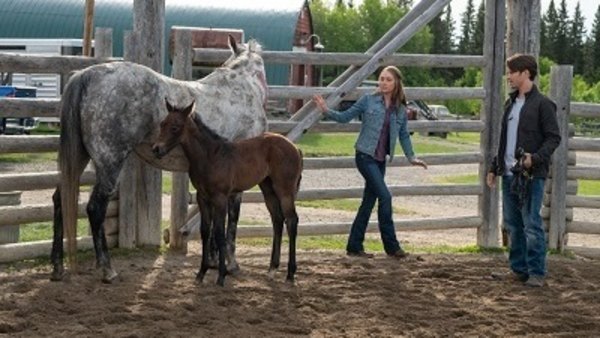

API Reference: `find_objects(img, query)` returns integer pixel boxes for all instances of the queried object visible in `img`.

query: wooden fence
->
[1,27,599,262]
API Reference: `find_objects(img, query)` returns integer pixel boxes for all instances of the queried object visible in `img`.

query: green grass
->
[579,179,600,196]
[434,173,479,185]
[19,219,90,242]
[0,152,57,164]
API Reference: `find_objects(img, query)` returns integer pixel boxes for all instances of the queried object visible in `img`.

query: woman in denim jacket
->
[313,66,427,259]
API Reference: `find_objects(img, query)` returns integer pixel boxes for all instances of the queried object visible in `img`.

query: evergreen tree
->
[429,5,454,54]
[569,2,585,74]
[592,5,600,82]
[458,0,475,54]
[470,1,485,55]
[542,0,558,59]
[554,0,570,64]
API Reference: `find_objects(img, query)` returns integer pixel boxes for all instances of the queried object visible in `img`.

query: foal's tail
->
[58,70,90,268]
[296,149,303,195]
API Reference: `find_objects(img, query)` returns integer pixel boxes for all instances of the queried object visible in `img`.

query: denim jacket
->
[324,93,415,162]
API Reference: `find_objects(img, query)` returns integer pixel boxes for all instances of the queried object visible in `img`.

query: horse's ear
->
[165,98,174,112]
[183,100,195,117]
[228,34,239,55]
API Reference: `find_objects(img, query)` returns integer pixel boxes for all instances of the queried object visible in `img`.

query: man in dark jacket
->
[486,54,561,287]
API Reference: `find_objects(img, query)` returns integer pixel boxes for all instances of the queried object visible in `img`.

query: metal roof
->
[0,0,310,84]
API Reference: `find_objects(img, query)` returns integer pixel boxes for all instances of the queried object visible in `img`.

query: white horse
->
[52,36,267,283]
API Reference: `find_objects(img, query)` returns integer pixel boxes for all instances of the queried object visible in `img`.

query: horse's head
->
[152,99,194,159]
[221,35,266,78]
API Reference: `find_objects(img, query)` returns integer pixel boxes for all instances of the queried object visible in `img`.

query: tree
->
[429,5,454,54]
[457,0,475,54]
[569,2,585,74]
[470,0,485,55]
[592,5,600,82]
[541,0,558,60]
[553,0,570,64]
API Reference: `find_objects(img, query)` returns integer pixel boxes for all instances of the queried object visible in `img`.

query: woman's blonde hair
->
[380,66,407,107]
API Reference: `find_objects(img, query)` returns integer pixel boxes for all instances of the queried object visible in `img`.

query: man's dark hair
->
[507,54,538,81]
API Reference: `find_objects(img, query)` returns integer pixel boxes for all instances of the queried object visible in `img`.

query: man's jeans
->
[502,176,546,277]
[346,152,401,255]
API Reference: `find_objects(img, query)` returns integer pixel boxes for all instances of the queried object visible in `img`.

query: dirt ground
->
[2,153,600,336]
[1,244,600,337]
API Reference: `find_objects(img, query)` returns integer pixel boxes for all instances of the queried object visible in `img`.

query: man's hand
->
[523,153,533,169]
[486,172,496,188]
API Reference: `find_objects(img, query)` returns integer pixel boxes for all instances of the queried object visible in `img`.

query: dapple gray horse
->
[51,36,268,283]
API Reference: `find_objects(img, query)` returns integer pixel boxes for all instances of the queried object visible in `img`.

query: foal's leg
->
[196,196,212,284]
[87,169,120,283]
[280,196,299,283]
[212,195,229,286]
[259,179,285,277]
[225,193,242,274]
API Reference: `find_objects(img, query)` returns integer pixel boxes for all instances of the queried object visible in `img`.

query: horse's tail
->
[58,70,90,268]
[296,149,303,195]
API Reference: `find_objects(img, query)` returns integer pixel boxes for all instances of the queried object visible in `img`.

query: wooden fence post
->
[94,27,113,58]
[119,0,165,248]
[169,29,193,252]
[477,0,506,248]
[548,65,572,250]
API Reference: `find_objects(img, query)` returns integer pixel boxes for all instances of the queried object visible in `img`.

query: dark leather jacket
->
[490,85,561,178]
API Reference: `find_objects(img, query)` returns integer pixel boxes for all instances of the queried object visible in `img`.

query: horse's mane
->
[191,114,228,144]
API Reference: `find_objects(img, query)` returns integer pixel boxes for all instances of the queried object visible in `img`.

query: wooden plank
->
[567,167,600,180]
[269,120,485,134]
[569,137,600,152]
[285,0,452,142]
[570,102,600,118]
[478,0,506,248]
[0,235,117,264]
[302,153,482,170]
[183,216,482,240]
[169,28,193,252]
[0,201,118,227]
[566,221,600,235]
[269,86,486,100]
[0,170,95,192]
[191,185,483,204]
[0,98,58,119]
[548,65,573,250]
[0,135,57,153]
[0,53,118,74]
[193,49,486,68]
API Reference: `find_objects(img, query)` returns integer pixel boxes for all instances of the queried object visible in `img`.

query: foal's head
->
[152,100,194,159]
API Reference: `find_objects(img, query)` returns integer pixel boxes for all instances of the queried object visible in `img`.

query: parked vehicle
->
[0,86,38,135]
[429,104,459,120]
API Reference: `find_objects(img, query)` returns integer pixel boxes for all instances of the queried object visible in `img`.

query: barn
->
[0,0,318,86]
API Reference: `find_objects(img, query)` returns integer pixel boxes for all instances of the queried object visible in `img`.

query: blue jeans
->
[502,176,547,277]
[346,152,401,255]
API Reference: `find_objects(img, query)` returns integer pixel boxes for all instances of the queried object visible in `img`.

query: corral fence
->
[1,24,600,262]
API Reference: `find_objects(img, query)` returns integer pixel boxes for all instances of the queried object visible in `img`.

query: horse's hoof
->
[216,277,225,287]
[227,263,241,276]
[267,269,277,279]
[50,266,66,282]
[101,269,119,284]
